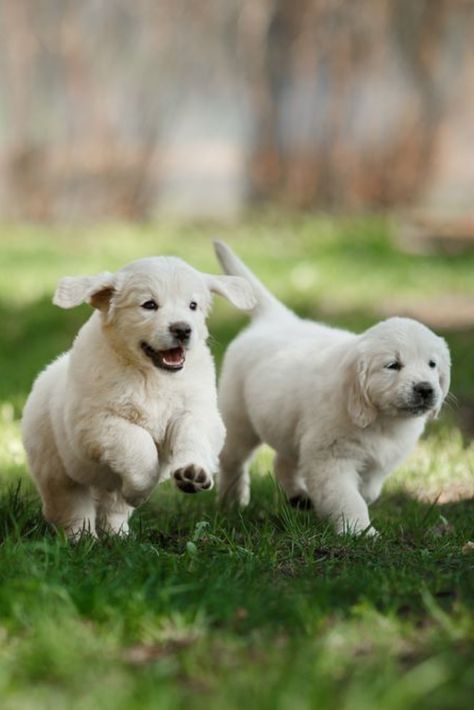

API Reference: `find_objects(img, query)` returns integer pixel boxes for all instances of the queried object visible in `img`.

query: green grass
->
[0,215,473,709]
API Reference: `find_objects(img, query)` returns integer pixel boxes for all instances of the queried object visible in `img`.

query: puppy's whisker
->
[445,394,459,412]
[207,334,225,351]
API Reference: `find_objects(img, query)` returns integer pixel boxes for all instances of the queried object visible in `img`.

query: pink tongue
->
[162,348,183,364]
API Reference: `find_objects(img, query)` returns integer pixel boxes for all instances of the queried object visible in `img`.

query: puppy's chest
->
[358,428,418,476]
[112,388,186,444]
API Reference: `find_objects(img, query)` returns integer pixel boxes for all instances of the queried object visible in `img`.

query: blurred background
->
[1,0,474,223]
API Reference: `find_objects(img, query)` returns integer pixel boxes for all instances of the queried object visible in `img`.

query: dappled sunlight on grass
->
[388,429,474,503]
[0,406,26,482]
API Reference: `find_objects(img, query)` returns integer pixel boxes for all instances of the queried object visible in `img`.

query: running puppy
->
[215,241,450,535]
[22,255,255,538]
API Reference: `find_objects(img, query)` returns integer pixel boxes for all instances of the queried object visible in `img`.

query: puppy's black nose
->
[413,382,434,400]
[169,321,192,343]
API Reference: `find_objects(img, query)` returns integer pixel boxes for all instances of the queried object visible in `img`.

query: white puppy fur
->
[22,255,255,539]
[215,242,451,535]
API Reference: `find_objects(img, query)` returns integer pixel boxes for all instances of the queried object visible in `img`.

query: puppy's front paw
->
[121,470,159,508]
[336,519,379,537]
[121,485,153,508]
[173,465,213,494]
[364,526,379,538]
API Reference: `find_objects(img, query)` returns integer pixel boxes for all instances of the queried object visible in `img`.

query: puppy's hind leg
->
[218,423,260,507]
[24,417,97,539]
[274,454,312,510]
[40,473,97,540]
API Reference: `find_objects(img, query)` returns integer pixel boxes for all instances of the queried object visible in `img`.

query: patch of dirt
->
[402,483,474,505]
[397,213,474,255]
[122,638,196,666]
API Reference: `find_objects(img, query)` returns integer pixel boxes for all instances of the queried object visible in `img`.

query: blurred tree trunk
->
[0,0,473,219]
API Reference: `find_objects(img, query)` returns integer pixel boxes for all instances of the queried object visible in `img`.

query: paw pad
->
[173,465,213,494]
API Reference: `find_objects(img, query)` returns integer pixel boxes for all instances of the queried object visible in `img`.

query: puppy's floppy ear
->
[53,272,115,311]
[346,354,377,428]
[205,274,256,311]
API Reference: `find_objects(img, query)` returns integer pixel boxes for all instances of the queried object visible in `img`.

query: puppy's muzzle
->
[409,381,436,412]
[140,322,192,373]
[169,321,192,344]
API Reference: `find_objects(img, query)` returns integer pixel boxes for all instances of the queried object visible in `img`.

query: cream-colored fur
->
[214,242,451,535]
[22,255,255,539]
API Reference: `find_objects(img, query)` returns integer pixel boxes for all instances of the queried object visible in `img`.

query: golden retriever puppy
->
[214,242,451,535]
[22,255,255,538]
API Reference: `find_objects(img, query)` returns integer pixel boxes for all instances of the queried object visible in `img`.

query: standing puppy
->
[22,255,255,538]
[215,242,451,535]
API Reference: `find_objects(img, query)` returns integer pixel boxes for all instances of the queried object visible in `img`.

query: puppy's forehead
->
[119,256,206,290]
[364,317,441,355]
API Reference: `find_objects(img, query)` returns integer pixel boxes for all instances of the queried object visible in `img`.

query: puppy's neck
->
[370,411,427,437]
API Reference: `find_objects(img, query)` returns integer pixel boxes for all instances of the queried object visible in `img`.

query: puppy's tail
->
[213,240,289,319]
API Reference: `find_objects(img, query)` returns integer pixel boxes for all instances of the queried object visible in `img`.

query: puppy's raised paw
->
[173,465,213,494]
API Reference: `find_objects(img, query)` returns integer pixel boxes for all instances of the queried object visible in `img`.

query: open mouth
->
[141,342,185,372]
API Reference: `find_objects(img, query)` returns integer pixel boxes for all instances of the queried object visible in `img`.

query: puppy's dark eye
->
[385,361,402,371]
[428,360,436,368]
[141,300,158,311]
[189,301,198,311]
